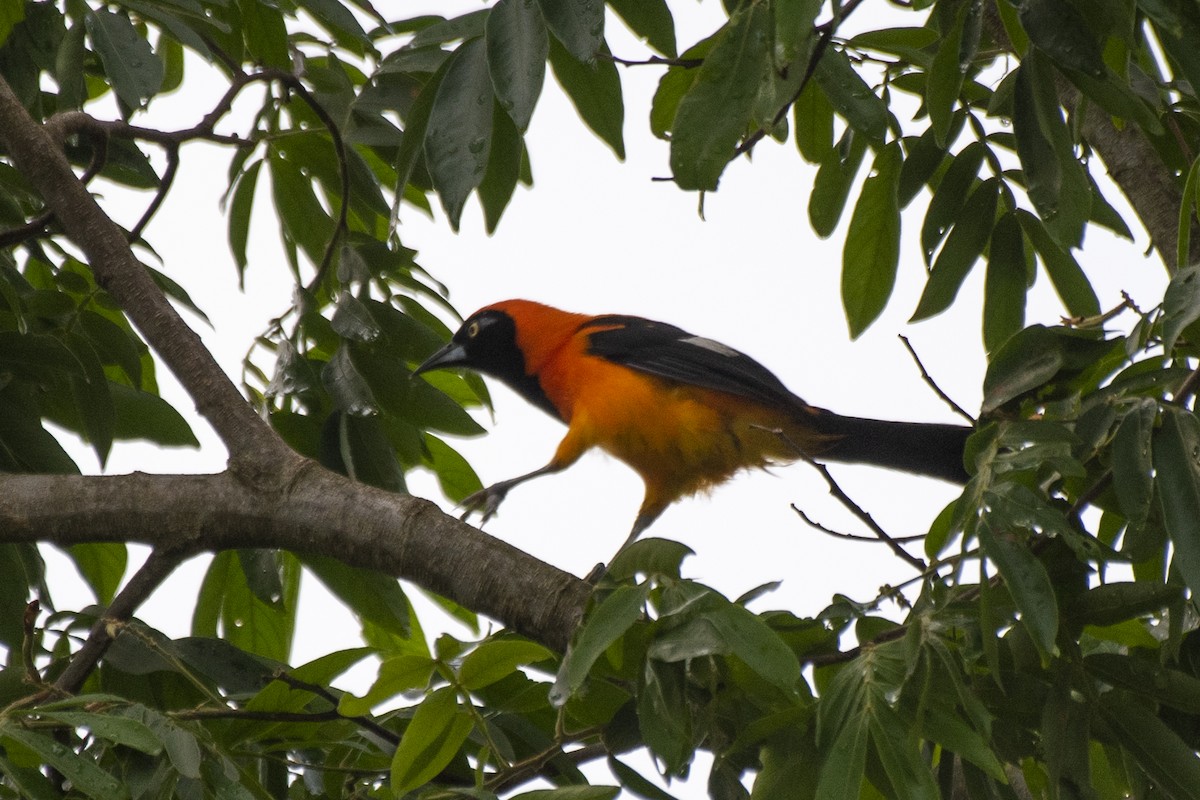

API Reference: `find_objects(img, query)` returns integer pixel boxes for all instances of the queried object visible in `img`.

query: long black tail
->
[805,409,972,484]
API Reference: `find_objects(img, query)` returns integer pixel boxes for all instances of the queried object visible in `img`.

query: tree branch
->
[53,548,184,695]
[0,470,590,652]
[0,74,287,467]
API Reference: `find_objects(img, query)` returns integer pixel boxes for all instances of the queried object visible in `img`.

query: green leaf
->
[0,2,25,48]
[793,80,834,164]
[813,47,888,144]
[514,788,620,800]
[926,8,966,147]
[815,713,869,799]
[983,211,1028,354]
[842,142,901,338]
[551,583,650,705]
[303,554,411,639]
[425,37,493,230]
[609,0,676,57]
[608,757,683,800]
[1099,691,1200,800]
[33,711,162,754]
[607,537,694,581]
[67,543,127,605]
[338,653,435,716]
[869,704,940,800]
[920,140,985,264]
[1163,263,1200,352]
[911,177,999,322]
[391,686,473,795]
[1012,53,1090,249]
[0,723,129,800]
[809,129,867,237]
[702,605,802,694]
[0,331,86,377]
[1178,156,1200,272]
[1153,408,1200,600]
[269,150,334,268]
[536,0,603,64]
[1087,654,1200,714]
[110,383,200,447]
[424,433,483,502]
[460,639,554,690]
[1019,0,1106,77]
[85,9,163,109]
[638,660,692,776]
[547,37,625,159]
[1112,399,1156,527]
[236,0,289,68]
[977,517,1058,660]
[669,4,769,191]
[478,99,524,233]
[1017,210,1101,318]
[486,0,548,132]
[227,159,260,285]
[329,412,407,492]
[897,128,949,208]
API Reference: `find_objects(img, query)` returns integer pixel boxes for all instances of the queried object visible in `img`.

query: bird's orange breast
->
[534,333,824,511]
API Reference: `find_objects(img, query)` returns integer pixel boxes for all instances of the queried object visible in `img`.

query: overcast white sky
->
[36,0,1171,793]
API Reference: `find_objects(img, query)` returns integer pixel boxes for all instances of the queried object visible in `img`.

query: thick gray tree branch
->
[0,470,590,652]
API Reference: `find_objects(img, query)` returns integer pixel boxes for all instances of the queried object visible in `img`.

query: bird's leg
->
[459,462,562,526]
[585,507,663,584]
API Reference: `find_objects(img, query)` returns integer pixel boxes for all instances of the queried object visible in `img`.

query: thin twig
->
[272,670,400,746]
[898,335,975,423]
[129,144,180,243]
[791,503,925,543]
[767,427,926,571]
[601,52,703,69]
[52,548,185,696]
[487,735,609,793]
[22,600,40,685]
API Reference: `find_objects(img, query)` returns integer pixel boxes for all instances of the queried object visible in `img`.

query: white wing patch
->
[681,336,741,358]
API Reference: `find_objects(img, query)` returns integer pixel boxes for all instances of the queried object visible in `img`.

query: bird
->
[414,299,971,566]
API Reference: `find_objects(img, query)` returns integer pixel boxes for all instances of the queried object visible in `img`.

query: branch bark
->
[0,469,590,652]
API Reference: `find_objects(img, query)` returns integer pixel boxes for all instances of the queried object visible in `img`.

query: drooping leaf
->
[668,5,768,190]
[809,129,867,237]
[1153,408,1200,600]
[85,9,164,109]
[813,46,888,144]
[486,0,548,132]
[551,583,650,705]
[842,142,901,338]
[609,0,676,57]
[536,0,603,64]
[547,38,625,159]
[390,686,473,795]
[977,515,1058,660]
[911,177,1000,322]
[425,37,493,230]
[982,211,1027,354]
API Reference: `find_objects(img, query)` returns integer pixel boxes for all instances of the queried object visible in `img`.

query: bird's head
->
[413,306,525,380]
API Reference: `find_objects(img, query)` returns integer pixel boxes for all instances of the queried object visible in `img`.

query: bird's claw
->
[458,483,509,527]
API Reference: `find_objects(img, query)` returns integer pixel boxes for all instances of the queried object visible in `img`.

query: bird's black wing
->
[580,315,805,409]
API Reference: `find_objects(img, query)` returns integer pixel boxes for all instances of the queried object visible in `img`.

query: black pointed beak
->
[413,341,470,376]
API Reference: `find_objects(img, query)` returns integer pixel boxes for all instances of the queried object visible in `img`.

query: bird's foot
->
[458,482,511,526]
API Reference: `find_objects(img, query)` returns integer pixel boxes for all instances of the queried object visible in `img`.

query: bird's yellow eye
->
[467,321,480,338]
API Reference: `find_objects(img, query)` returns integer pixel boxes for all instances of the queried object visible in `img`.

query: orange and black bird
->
[415,300,971,554]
